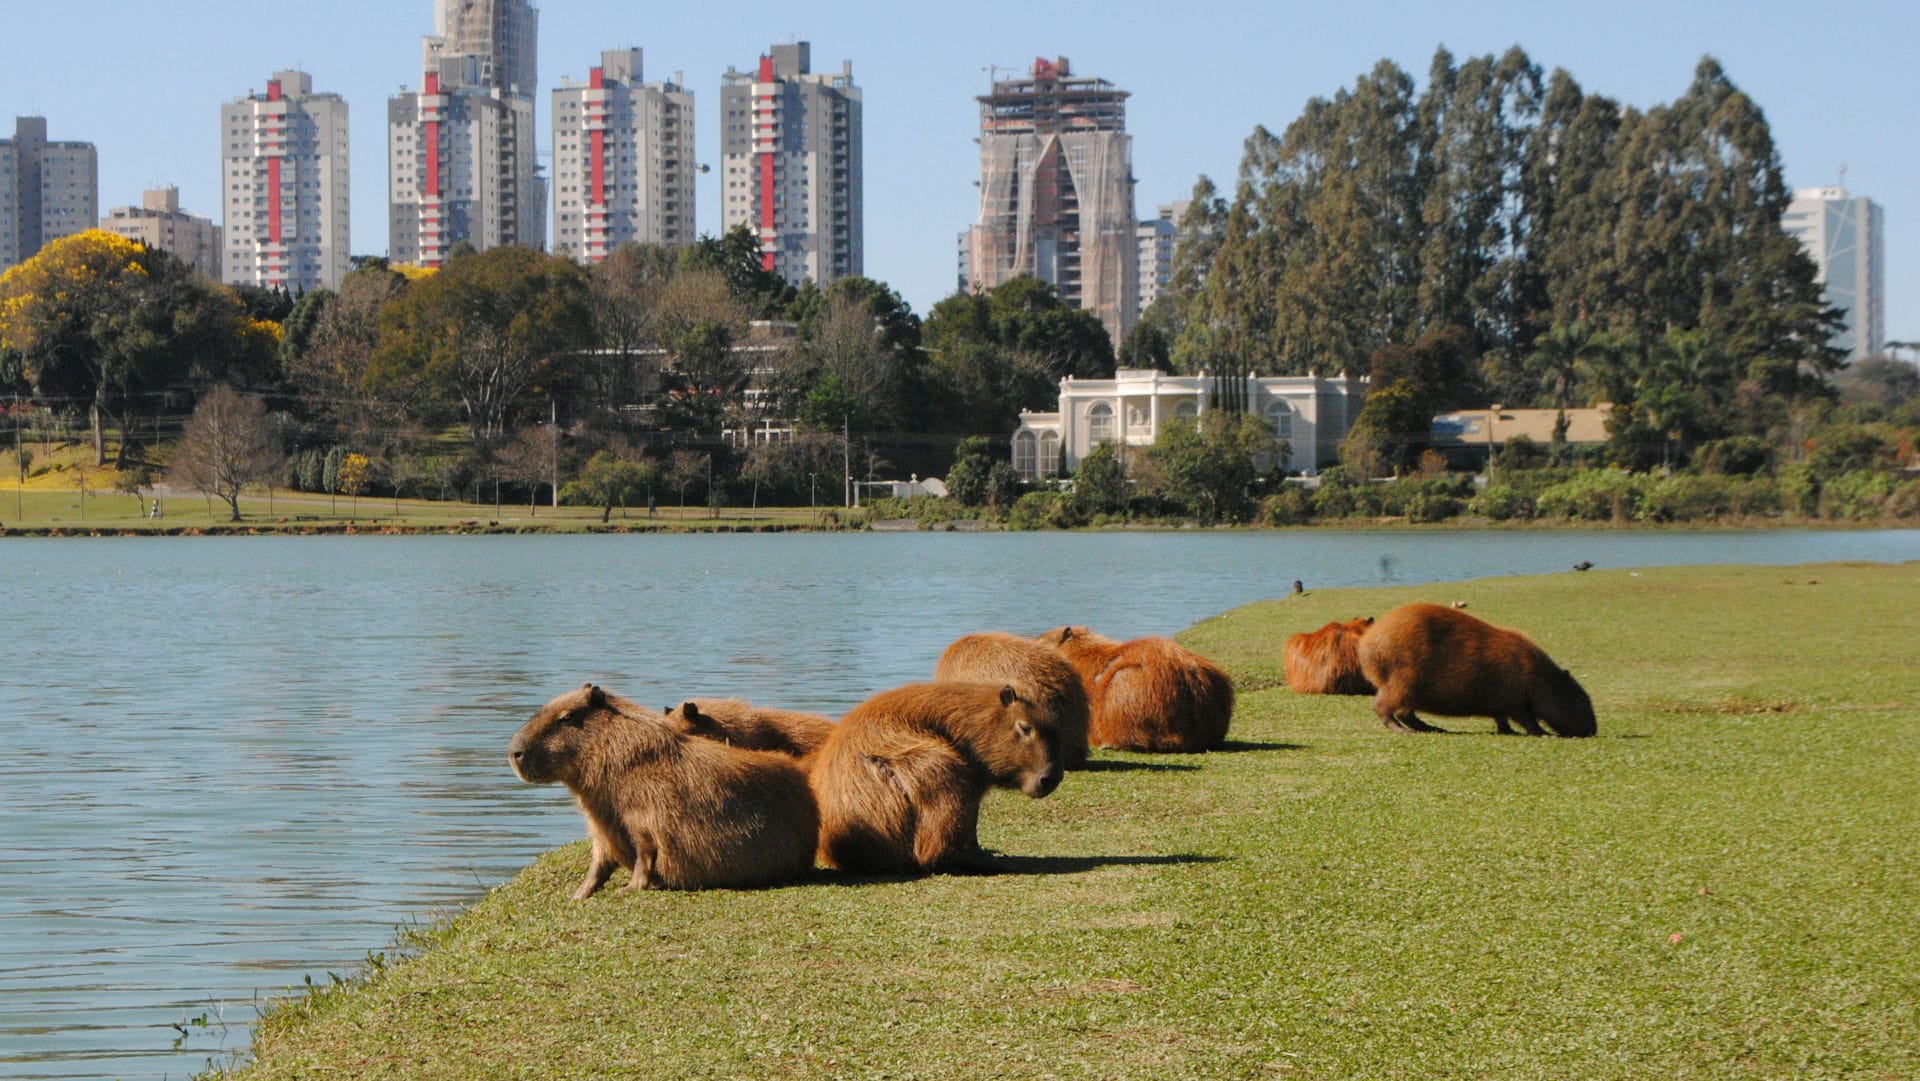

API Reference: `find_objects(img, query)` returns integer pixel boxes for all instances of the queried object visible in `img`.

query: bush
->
[1777,463,1821,517]
[1259,485,1315,526]
[1819,470,1898,519]
[1073,443,1129,517]
[1007,490,1083,531]
[863,495,980,526]
[1696,436,1775,477]
[1470,484,1536,521]
[1405,492,1465,523]
[1535,471,1651,522]
[946,436,993,506]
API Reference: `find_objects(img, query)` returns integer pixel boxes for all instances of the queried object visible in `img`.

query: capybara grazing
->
[509,684,819,896]
[1037,627,1235,753]
[664,698,835,758]
[1356,603,1597,737]
[810,682,1062,874]
[934,631,1091,768]
[1283,617,1376,695]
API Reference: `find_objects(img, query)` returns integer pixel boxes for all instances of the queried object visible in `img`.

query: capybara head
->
[509,683,616,784]
[994,685,1063,798]
[1535,665,1597,737]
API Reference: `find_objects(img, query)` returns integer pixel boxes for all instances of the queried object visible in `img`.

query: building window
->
[1038,432,1060,479]
[1173,400,1199,426]
[1087,402,1115,446]
[1266,400,1294,440]
[1014,432,1037,479]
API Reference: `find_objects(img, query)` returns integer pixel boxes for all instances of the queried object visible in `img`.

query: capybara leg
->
[914,787,991,872]
[1516,712,1547,736]
[624,834,659,891]
[1397,710,1443,733]
[573,853,617,900]
[1494,716,1518,735]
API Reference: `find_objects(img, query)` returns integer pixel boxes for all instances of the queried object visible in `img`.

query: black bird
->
[1572,561,1593,572]
[1290,580,1304,595]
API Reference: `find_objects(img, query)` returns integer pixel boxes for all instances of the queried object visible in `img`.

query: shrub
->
[1777,463,1821,517]
[1536,471,1651,522]
[1470,485,1536,521]
[1259,485,1315,526]
[863,495,980,526]
[1007,490,1083,531]
[1696,436,1775,477]
[1073,443,1129,517]
[1819,470,1898,520]
[1405,492,1465,523]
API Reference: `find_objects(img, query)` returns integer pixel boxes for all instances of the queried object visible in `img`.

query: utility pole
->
[550,398,558,509]
[842,414,851,508]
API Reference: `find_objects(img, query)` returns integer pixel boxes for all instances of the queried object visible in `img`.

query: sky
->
[3,0,1914,346]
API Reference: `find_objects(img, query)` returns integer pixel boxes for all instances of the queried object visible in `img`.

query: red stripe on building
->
[759,152,775,271]
[266,157,282,246]
[591,130,604,209]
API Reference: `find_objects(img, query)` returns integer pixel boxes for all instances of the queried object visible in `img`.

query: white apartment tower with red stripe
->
[221,71,349,291]
[719,42,862,286]
[551,49,694,262]
[389,0,542,268]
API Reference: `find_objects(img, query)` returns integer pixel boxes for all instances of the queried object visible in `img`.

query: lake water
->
[2,529,1916,1078]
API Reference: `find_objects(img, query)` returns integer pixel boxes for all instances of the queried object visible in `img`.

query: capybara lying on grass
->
[1037,627,1235,753]
[810,682,1062,874]
[934,631,1090,768]
[664,698,834,758]
[1283,617,1376,695]
[1356,603,1596,736]
[510,684,819,896]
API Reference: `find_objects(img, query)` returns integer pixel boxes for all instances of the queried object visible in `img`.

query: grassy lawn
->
[228,563,1918,1080]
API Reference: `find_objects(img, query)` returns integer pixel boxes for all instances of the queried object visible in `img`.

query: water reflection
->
[1,530,1914,1078]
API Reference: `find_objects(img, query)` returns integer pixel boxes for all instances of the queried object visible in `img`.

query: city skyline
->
[1,0,1913,347]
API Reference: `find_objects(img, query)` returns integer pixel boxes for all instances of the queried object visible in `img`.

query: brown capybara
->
[1356,603,1597,737]
[509,684,819,896]
[933,631,1091,768]
[663,698,835,758]
[1037,627,1235,753]
[809,681,1062,874]
[1283,617,1377,695]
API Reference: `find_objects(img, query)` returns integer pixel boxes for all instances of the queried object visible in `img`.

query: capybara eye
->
[1016,721,1035,738]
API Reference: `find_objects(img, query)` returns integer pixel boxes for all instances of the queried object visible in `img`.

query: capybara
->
[1356,603,1596,737]
[509,684,819,896]
[664,698,835,758]
[1037,627,1235,753]
[809,682,1062,874]
[1283,617,1376,695]
[934,631,1091,768]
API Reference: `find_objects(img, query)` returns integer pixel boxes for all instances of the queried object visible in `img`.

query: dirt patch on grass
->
[1664,697,1803,717]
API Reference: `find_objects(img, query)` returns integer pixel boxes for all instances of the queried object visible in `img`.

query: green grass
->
[227,563,1919,1079]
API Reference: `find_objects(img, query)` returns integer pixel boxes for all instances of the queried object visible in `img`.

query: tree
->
[1138,412,1274,524]
[572,450,658,522]
[1073,441,1129,516]
[682,224,794,319]
[666,449,706,510]
[337,453,371,515]
[945,436,994,506]
[1341,380,1431,474]
[739,440,791,518]
[170,386,285,522]
[369,246,591,444]
[922,278,1113,435]
[781,277,923,433]
[582,243,679,422]
[285,265,411,445]
[496,424,561,513]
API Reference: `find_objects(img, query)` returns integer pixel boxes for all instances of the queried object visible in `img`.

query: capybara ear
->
[586,684,607,708]
[999,684,1018,707]
[1057,627,1074,643]
[679,701,705,725]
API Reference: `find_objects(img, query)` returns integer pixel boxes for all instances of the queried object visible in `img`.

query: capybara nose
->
[1030,767,1063,798]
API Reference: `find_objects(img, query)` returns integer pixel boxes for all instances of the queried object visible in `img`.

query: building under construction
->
[965,57,1137,347]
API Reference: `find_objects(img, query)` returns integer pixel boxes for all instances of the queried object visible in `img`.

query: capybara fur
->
[665,698,835,759]
[1283,617,1377,695]
[1356,603,1597,737]
[509,684,819,896]
[1038,627,1235,753]
[934,631,1091,768]
[809,682,1062,874]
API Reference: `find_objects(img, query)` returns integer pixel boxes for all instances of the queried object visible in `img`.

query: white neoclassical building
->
[1012,368,1369,481]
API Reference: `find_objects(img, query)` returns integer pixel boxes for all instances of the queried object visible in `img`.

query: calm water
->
[2,529,1916,1078]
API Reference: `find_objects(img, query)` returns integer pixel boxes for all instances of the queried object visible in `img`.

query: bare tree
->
[666,449,707,510]
[171,387,286,522]
[496,424,561,514]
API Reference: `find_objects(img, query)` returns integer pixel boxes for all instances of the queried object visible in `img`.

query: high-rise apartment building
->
[1783,185,1886,361]
[102,188,222,280]
[391,0,543,267]
[1,117,98,270]
[221,72,350,291]
[966,58,1137,346]
[1136,199,1187,315]
[719,42,862,286]
[552,49,695,262]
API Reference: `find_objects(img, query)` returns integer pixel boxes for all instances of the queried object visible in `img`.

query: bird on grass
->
[1572,561,1594,572]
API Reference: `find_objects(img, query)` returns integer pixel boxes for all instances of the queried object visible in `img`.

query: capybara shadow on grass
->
[664,698,835,758]
[1356,603,1596,737]
[934,631,1091,768]
[809,682,1062,875]
[1037,627,1234,753]
[510,684,819,896]
[1283,617,1376,695]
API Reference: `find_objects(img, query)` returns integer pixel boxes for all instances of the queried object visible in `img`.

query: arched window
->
[1087,401,1115,446]
[1265,400,1294,441]
[1013,432,1037,479]
[1038,432,1061,478]
[1173,399,1200,426]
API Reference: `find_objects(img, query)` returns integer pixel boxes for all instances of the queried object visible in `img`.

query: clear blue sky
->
[4,0,1913,346]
